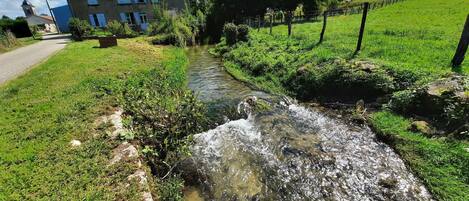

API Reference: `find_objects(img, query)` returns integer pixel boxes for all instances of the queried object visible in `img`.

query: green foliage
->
[106,20,136,37]
[388,90,415,113]
[148,9,193,47]
[223,23,238,45]
[0,18,32,38]
[237,24,250,42]
[370,111,469,201]
[157,176,184,201]
[68,18,93,41]
[121,68,207,162]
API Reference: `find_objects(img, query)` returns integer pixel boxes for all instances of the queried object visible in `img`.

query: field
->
[0,38,186,200]
[221,0,468,94]
[218,0,469,200]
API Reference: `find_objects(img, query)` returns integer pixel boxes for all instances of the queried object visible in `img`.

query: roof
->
[26,15,54,25]
[38,15,53,21]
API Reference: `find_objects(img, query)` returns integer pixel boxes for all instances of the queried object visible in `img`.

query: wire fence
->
[243,0,406,29]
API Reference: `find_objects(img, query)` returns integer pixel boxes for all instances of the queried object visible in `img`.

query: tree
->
[2,15,11,20]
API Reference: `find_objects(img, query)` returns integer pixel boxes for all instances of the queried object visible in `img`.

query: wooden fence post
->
[270,14,273,35]
[319,11,328,43]
[287,11,293,36]
[452,14,469,67]
[355,2,370,54]
[257,16,261,32]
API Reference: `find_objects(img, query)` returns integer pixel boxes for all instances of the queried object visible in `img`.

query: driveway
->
[0,34,70,85]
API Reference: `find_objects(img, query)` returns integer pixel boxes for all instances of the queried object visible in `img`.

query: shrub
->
[237,24,250,42]
[68,18,93,41]
[388,90,416,113]
[157,176,184,201]
[0,18,32,38]
[121,69,207,163]
[223,23,238,45]
[106,20,136,37]
[147,9,193,47]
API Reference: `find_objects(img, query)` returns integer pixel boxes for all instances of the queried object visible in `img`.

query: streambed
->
[183,46,432,201]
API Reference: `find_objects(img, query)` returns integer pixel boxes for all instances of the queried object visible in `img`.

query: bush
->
[68,18,93,41]
[147,9,193,47]
[223,23,238,45]
[121,69,207,163]
[106,20,122,36]
[237,24,250,42]
[106,20,136,37]
[0,18,32,38]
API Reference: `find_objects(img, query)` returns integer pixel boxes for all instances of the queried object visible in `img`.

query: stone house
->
[67,0,185,31]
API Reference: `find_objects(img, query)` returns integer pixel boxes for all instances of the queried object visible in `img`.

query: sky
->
[0,0,67,18]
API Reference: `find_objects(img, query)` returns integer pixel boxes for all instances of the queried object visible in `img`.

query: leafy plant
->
[223,23,237,45]
[68,18,93,41]
[237,24,250,42]
[120,68,207,164]
[105,20,135,37]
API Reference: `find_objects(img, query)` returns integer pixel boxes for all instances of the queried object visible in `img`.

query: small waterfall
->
[185,47,432,201]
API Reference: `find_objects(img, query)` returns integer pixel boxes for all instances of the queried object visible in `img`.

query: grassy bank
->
[0,38,187,200]
[216,0,469,200]
[0,37,40,53]
[218,0,468,95]
[370,112,469,200]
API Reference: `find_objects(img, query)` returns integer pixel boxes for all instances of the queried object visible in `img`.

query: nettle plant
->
[120,69,207,165]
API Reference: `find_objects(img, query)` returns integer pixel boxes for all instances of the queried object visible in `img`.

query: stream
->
[183,46,432,201]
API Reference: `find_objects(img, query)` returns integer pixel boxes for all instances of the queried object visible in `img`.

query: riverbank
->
[0,38,198,200]
[213,0,469,199]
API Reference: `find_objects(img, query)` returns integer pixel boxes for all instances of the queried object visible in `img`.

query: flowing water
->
[184,46,432,201]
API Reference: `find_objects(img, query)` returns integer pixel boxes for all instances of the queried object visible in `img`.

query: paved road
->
[0,34,70,85]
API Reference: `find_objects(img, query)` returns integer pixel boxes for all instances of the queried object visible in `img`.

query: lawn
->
[0,38,184,200]
[0,37,40,53]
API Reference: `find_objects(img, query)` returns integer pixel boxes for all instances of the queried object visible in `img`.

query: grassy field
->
[222,0,468,92]
[0,38,185,200]
[217,0,469,200]
[0,37,40,53]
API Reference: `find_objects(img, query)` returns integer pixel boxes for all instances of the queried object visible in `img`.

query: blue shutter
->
[120,13,127,23]
[133,12,141,25]
[89,14,96,27]
[97,14,106,27]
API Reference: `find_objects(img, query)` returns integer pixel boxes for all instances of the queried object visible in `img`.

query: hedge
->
[0,19,32,38]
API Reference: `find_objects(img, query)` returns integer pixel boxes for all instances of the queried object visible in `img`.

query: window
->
[89,13,106,27]
[135,0,146,3]
[117,0,132,4]
[120,12,135,24]
[140,13,148,24]
[87,0,98,5]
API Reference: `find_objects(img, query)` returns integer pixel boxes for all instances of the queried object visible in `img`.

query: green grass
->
[224,0,468,86]
[0,38,184,200]
[0,37,40,53]
[370,111,469,200]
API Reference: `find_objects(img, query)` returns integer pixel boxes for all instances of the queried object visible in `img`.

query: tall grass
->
[0,30,18,50]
